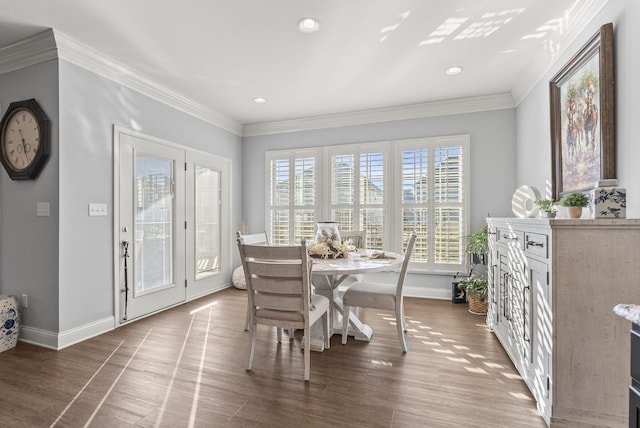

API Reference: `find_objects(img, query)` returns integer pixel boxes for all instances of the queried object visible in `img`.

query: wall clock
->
[0,98,50,180]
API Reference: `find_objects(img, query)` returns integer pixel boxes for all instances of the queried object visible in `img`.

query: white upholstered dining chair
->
[238,241,330,381]
[341,232,417,353]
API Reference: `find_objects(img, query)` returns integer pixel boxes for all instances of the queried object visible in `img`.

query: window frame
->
[264,135,469,274]
[393,135,470,274]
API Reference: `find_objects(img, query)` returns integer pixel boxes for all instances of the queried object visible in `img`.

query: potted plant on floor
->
[464,225,488,265]
[559,192,589,218]
[535,198,558,218]
[458,275,488,315]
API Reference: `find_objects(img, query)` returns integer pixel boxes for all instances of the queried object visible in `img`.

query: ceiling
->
[0,0,606,130]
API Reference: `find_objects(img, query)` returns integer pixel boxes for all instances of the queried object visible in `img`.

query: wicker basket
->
[468,292,488,315]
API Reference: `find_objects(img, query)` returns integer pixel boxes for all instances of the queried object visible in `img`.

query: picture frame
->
[549,23,615,200]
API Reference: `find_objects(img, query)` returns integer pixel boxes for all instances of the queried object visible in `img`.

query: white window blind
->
[267,150,319,245]
[330,147,385,250]
[397,137,468,271]
[265,135,469,274]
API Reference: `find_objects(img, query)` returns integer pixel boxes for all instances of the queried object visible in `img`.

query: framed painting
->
[549,23,615,200]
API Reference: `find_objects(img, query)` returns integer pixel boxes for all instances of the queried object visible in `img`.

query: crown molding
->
[0,29,58,74]
[0,29,243,136]
[52,30,242,136]
[242,93,516,137]
[511,0,609,105]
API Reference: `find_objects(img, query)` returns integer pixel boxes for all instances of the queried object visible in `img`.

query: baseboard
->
[404,285,451,300]
[19,316,115,350]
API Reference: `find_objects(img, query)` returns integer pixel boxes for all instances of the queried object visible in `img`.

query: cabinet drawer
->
[496,228,524,247]
[524,232,549,259]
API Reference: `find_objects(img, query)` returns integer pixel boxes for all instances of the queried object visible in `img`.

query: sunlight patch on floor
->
[190,300,218,315]
[371,359,393,367]
[464,366,489,375]
[446,356,470,364]
[467,353,486,359]
[509,391,532,400]
[483,362,505,369]
[502,372,523,380]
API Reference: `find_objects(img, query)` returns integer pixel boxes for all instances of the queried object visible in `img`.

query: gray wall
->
[0,60,60,332]
[242,109,517,297]
[57,61,242,332]
[0,58,242,340]
[517,0,640,218]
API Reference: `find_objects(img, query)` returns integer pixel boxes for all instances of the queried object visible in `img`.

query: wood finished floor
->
[0,288,547,428]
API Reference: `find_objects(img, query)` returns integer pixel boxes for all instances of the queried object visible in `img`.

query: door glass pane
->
[195,165,220,274]
[134,155,174,294]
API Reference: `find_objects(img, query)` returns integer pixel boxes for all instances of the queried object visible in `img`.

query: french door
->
[115,127,230,323]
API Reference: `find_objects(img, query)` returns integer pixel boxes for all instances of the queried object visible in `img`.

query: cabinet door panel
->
[529,257,551,407]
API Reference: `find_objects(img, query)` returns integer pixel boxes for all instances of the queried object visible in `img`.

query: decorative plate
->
[512,185,541,218]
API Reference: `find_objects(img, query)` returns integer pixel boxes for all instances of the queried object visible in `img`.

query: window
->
[329,144,386,249]
[267,150,318,245]
[397,137,468,271]
[195,165,220,275]
[265,135,469,273]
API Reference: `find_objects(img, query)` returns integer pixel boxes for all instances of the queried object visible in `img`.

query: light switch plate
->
[89,203,107,216]
[36,202,50,217]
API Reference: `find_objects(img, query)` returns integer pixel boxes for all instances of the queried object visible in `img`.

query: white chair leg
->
[322,313,330,350]
[401,302,408,332]
[396,305,408,353]
[277,327,283,343]
[244,300,251,331]
[304,327,311,381]
[247,322,257,370]
[342,306,351,345]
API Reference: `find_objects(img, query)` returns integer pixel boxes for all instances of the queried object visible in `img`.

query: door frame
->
[113,125,232,326]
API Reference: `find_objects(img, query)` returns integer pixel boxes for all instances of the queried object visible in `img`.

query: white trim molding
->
[19,316,114,350]
[0,29,58,75]
[0,30,515,139]
[242,93,516,137]
[0,29,243,136]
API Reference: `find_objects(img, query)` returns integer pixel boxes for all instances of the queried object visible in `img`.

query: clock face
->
[2,108,41,172]
[0,99,50,180]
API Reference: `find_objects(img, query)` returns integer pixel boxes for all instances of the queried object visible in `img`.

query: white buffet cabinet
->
[487,217,640,427]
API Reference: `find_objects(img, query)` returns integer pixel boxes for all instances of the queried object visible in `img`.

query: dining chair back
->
[237,231,270,331]
[238,241,330,381]
[341,232,417,353]
[237,231,269,246]
[340,230,367,249]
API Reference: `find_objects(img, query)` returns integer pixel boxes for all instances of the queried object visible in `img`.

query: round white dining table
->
[308,249,403,351]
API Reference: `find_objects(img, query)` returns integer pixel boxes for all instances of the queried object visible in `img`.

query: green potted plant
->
[464,225,488,265]
[458,275,488,315]
[535,198,558,218]
[559,192,589,218]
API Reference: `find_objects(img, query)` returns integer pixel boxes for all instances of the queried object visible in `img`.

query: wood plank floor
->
[0,288,547,427]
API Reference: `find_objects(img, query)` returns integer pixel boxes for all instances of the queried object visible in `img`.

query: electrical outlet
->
[89,203,107,216]
[37,202,50,217]
[21,294,28,309]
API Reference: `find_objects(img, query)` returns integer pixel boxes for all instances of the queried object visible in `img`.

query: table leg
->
[311,274,373,343]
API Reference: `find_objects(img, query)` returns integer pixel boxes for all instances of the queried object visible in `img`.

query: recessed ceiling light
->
[298,17,321,33]
[446,66,464,75]
[253,97,267,104]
